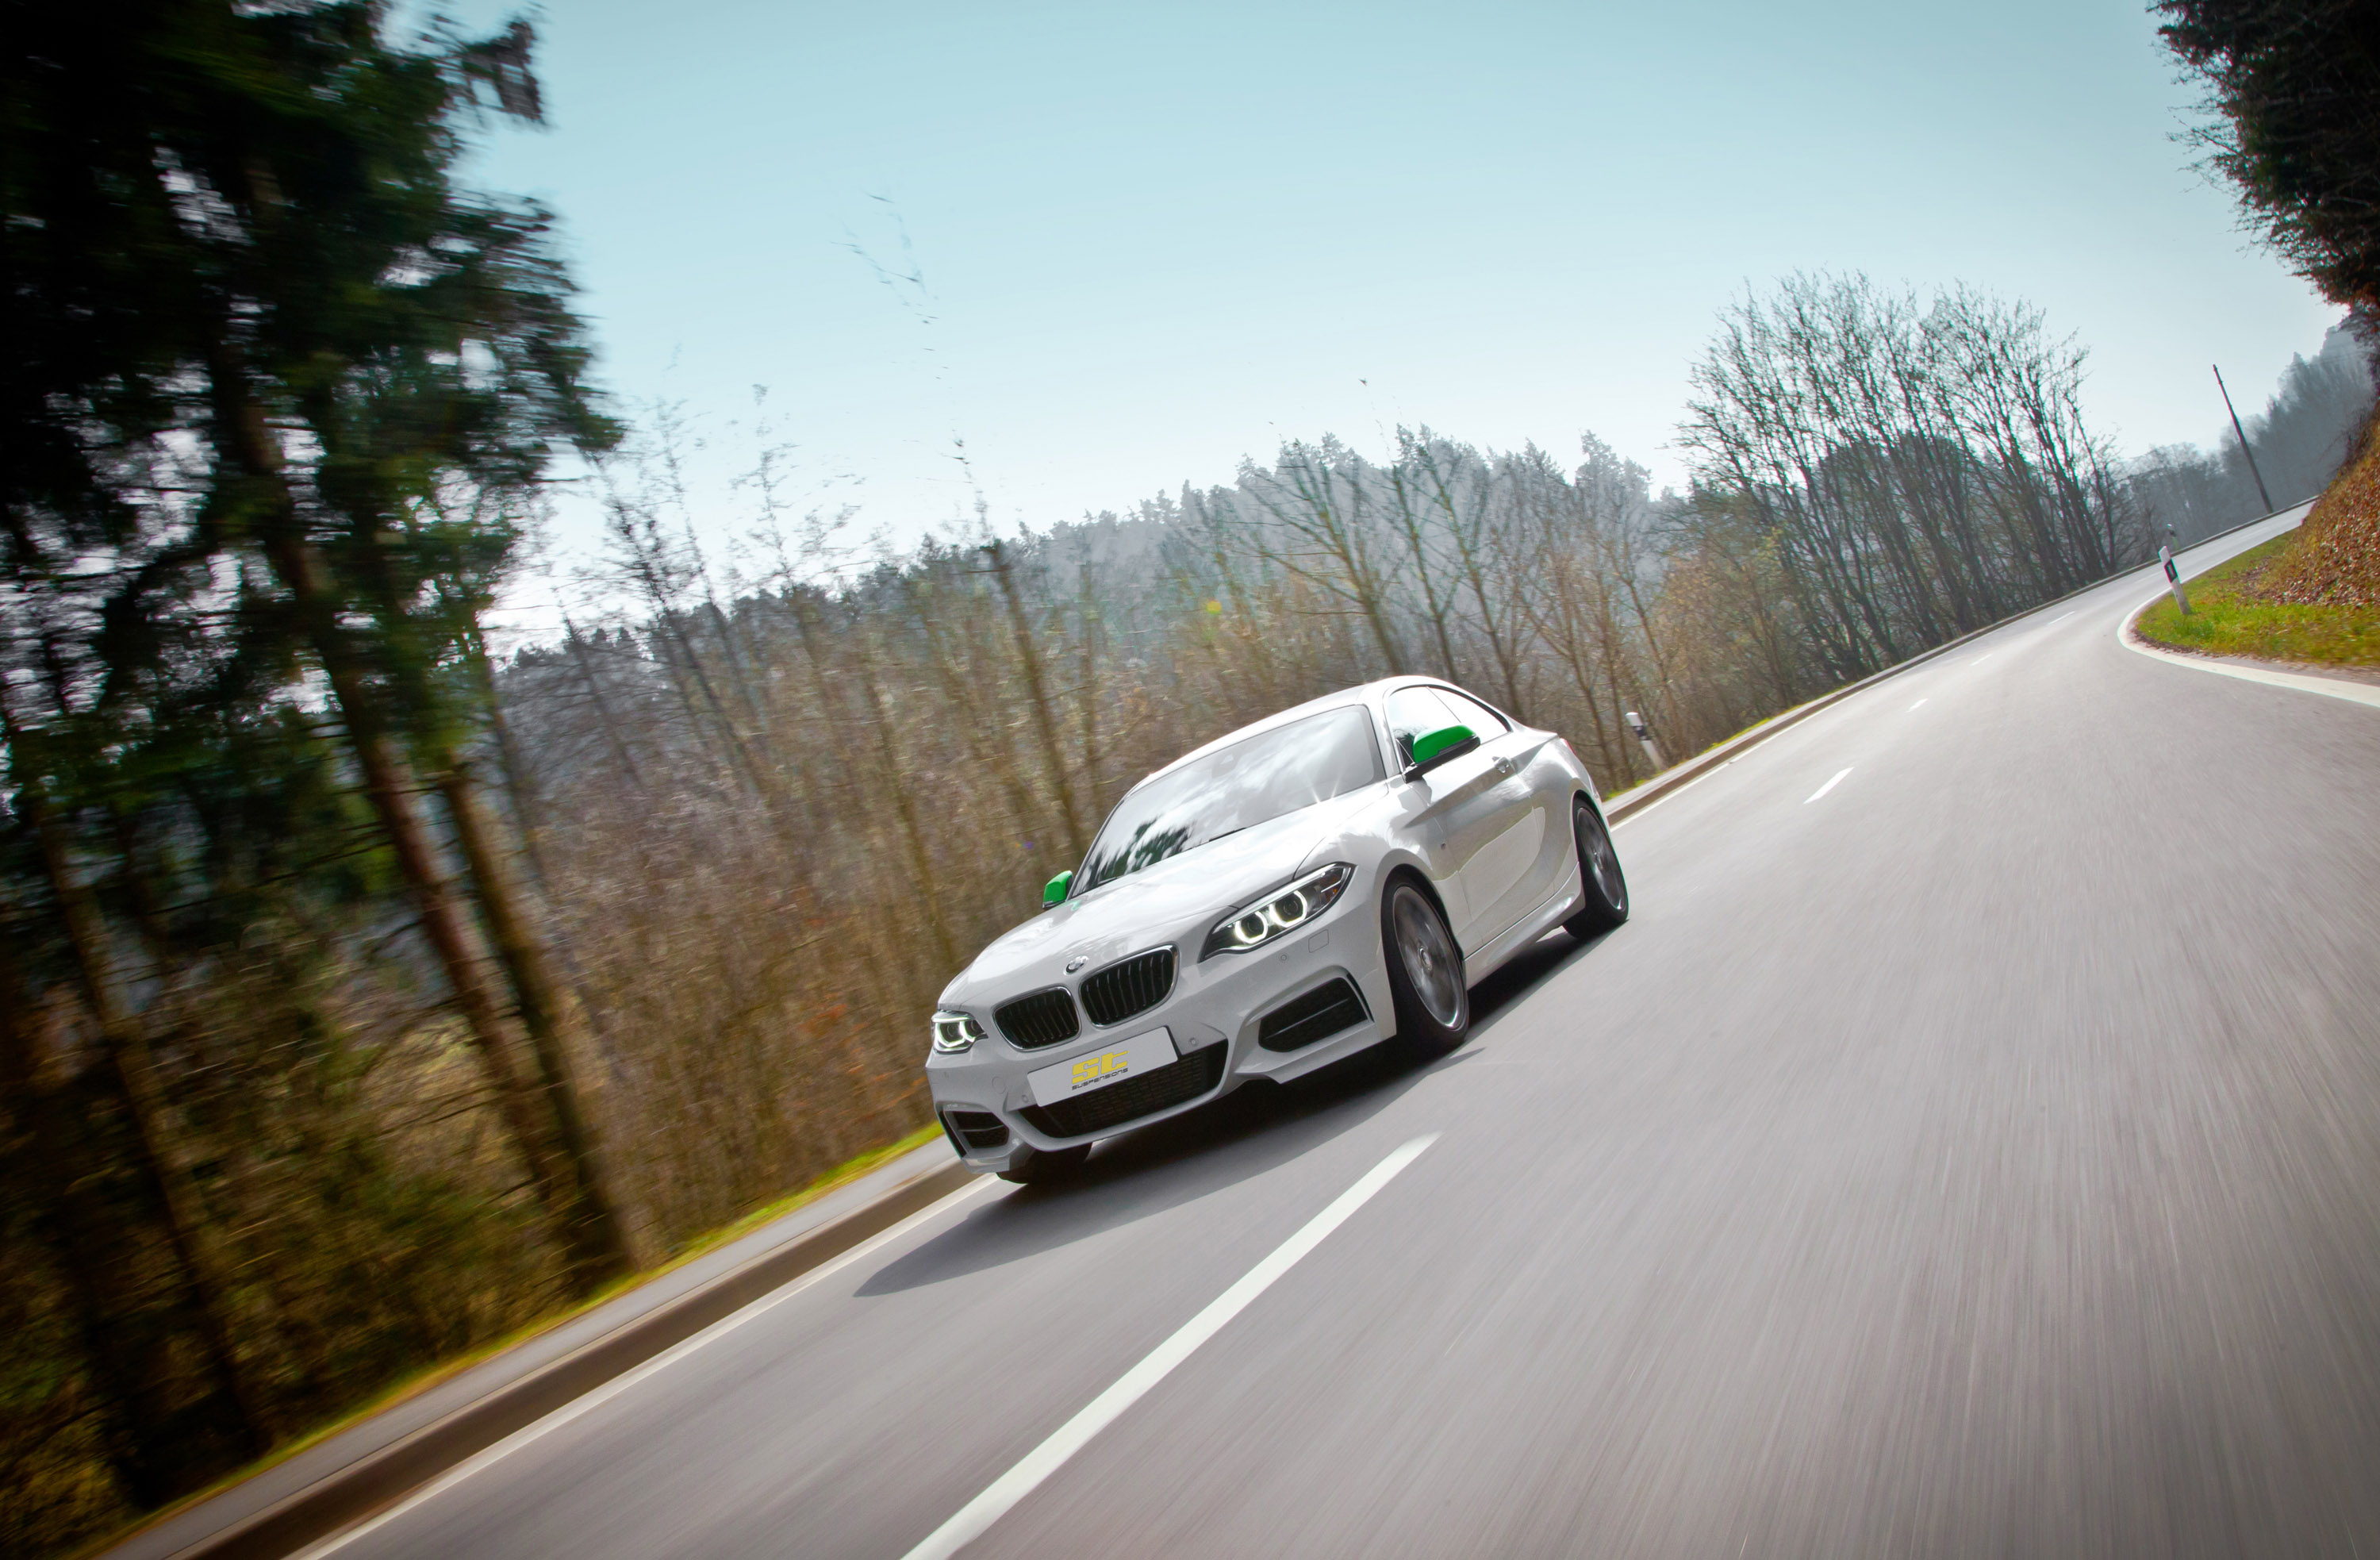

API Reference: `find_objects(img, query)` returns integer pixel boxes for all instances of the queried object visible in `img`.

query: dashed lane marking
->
[1805,768,1852,804]
[899,1134,1441,1560]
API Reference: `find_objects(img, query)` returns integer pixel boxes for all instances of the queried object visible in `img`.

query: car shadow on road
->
[854,1051,1442,1296]
[1466,924,1607,1032]
[856,925,1615,1298]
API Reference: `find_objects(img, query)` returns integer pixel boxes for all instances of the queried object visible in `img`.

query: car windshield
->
[1075,705,1383,895]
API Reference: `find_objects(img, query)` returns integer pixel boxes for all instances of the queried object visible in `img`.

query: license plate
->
[1028,1028,1177,1107]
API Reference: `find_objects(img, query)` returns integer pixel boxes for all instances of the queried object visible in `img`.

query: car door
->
[1430,689,1565,946]
[1384,686,1542,953]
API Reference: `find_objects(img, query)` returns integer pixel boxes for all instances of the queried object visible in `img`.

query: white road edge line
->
[294,1174,1004,1559]
[1611,737,1770,826]
[2048,610,2076,625]
[1908,698,1927,711]
[1805,767,1852,804]
[2117,592,2380,711]
[900,1133,1442,1560]
[1609,765,1719,828]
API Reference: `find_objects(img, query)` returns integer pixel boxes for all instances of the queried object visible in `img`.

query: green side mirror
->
[1407,723,1477,768]
[1042,870,1074,908]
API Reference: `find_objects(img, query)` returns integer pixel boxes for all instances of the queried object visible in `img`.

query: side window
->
[1437,689,1511,736]
[1384,687,1461,763]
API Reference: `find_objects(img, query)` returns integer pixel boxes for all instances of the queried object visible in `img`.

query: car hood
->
[940,790,1372,1009]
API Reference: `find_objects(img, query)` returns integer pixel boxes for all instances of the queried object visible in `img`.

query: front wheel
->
[1383,878,1469,1061]
[1564,798,1629,939]
[998,1143,1091,1185]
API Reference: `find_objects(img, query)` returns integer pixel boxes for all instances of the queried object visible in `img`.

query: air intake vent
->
[941,1109,1009,1151]
[995,989,1080,1050]
[1019,1046,1226,1140]
[1079,947,1177,1027]
[1257,978,1368,1052]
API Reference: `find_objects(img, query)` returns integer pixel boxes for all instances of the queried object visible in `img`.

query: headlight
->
[931,1010,986,1055]
[1200,863,1355,960]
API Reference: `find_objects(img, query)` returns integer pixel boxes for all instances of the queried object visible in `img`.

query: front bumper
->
[925,899,1393,1173]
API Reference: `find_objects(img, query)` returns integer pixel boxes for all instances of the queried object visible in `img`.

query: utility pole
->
[2213,364,2275,514]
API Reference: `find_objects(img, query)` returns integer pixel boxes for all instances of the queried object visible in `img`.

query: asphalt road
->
[317,515,2380,1560]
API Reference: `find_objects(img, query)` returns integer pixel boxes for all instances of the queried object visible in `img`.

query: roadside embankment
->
[2136,417,2380,670]
[2135,534,2380,668]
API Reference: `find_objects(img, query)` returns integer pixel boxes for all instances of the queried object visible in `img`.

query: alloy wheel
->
[1580,807,1626,912]
[1392,886,1464,1028]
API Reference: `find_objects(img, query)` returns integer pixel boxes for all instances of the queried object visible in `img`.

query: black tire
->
[998,1143,1091,1185]
[1382,878,1469,1061]
[1564,797,1629,939]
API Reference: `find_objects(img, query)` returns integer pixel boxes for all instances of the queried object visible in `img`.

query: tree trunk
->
[0,910,255,1507]
[432,760,647,1268]
[983,540,1086,859]
[212,364,631,1293]
[8,779,266,1460]
[559,613,650,793]
[468,630,632,1087]
[846,626,961,976]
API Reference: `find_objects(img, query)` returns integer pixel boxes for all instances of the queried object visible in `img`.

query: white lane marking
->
[1908,698,1928,711]
[2047,610,2075,626]
[1626,514,2308,833]
[298,1174,1002,1558]
[1804,768,1852,804]
[2117,594,2380,711]
[900,1134,1441,1560]
[1971,652,1994,665]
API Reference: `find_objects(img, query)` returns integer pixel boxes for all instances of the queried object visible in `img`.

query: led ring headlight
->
[930,1010,986,1054]
[1201,863,1354,960]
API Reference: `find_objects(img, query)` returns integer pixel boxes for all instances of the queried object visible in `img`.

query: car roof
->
[1126,674,1475,794]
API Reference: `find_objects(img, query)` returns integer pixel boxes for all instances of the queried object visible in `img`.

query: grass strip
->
[2136,535,2380,667]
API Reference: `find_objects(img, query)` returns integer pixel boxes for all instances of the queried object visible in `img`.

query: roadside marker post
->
[1624,710,1668,772]
[2159,545,2192,615]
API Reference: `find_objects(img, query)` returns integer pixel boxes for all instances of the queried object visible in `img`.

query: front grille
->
[1257,978,1369,1052]
[996,989,1081,1050]
[1019,1046,1226,1140]
[942,1109,1010,1151]
[1080,947,1177,1027]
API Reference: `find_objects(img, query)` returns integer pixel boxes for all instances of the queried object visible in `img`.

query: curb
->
[144,1159,976,1560]
[1602,501,2317,824]
[2118,541,2380,712]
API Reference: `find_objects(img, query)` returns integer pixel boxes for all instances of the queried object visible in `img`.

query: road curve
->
[312,514,2380,1560]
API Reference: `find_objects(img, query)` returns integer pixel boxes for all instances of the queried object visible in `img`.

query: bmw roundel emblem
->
[1065,955,1089,974]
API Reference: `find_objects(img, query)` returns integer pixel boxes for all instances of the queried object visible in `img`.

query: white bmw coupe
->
[925,676,1628,1182]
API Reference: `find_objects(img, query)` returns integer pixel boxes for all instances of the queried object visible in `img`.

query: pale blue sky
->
[440,0,2341,603]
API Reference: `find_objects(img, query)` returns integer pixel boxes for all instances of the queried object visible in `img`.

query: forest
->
[3,3,2373,1554]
